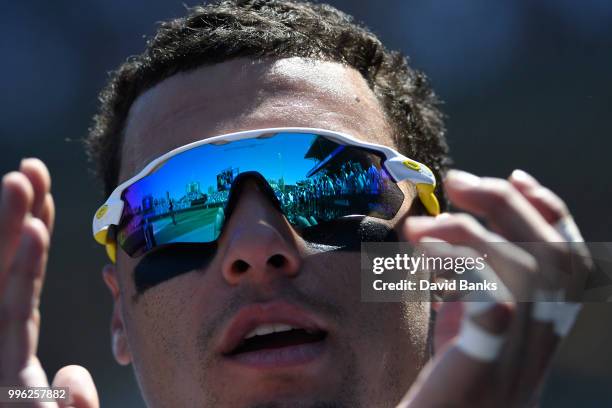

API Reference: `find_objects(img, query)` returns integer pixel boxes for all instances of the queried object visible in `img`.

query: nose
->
[219,178,301,286]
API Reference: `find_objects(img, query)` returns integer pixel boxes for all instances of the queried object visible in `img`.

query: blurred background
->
[1,0,611,406]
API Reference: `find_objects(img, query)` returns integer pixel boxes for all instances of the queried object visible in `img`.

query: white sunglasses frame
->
[92,127,440,262]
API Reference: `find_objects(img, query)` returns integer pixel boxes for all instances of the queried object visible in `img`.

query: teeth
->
[244,323,295,340]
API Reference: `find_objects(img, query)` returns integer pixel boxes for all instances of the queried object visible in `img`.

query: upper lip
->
[217,301,328,355]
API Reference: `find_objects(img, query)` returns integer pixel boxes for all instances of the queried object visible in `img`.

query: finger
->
[510,170,589,298]
[406,212,504,244]
[509,169,585,246]
[409,214,571,311]
[433,301,463,352]
[52,365,99,408]
[0,217,49,376]
[416,236,514,302]
[508,169,569,224]
[444,171,572,288]
[19,158,51,221]
[444,169,562,242]
[16,356,51,388]
[512,302,561,403]
[40,193,56,235]
[405,214,538,295]
[400,304,513,407]
[415,233,566,402]
[0,172,34,284]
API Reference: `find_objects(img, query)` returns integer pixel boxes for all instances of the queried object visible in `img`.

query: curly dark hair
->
[85,0,450,208]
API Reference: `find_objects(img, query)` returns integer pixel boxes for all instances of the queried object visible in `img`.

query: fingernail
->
[511,169,538,185]
[445,169,480,189]
[19,157,33,169]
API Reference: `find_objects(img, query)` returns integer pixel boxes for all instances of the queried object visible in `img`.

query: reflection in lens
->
[117,132,404,257]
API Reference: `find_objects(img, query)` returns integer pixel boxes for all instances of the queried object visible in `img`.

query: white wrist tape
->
[532,289,582,337]
[456,318,505,362]
[531,216,584,337]
[553,302,583,337]
[532,289,563,322]
[554,215,584,243]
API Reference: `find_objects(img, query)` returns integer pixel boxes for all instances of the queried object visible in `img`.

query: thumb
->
[51,365,99,408]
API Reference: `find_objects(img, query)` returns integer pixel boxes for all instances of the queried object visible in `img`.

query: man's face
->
[110,57,429,408]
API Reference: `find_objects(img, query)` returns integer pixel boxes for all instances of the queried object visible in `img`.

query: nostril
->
[232,259,250,273]
[268,254,287,268]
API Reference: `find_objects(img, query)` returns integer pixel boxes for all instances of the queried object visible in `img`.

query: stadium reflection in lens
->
[117,132,404,257]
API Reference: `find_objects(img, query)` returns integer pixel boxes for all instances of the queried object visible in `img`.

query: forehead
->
[120,57,393,183]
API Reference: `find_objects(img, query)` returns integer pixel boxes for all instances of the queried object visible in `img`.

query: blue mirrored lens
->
[117,132,403,256]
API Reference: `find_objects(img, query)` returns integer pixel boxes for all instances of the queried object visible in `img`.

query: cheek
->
[349,300,429,399]
[306,250,424,346]
[122,272,204,395]
[311,251,428,384]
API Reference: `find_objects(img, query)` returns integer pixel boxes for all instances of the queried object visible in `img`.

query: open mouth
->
[218,302,330,368]
[226,324,328,356]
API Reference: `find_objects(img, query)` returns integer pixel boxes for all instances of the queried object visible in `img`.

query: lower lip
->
[225,340,326,368]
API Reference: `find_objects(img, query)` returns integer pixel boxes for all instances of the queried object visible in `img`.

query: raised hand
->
[0,159,99,408]
[398,169,591,407]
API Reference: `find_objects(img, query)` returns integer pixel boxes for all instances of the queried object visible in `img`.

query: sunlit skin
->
[106,57,430,408]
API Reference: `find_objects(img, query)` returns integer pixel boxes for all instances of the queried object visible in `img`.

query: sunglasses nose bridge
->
[221,171,284,225]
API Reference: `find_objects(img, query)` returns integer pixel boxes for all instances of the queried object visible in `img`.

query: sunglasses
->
[92,128,440,262]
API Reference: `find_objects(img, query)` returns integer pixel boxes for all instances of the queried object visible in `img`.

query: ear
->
[432,301,463,353]
[102,264,132,366]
